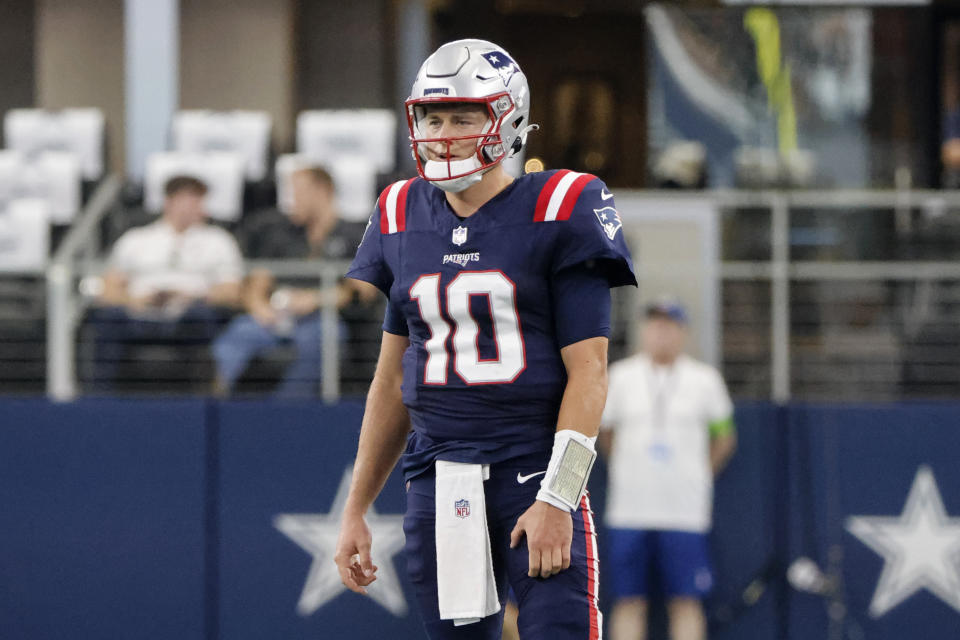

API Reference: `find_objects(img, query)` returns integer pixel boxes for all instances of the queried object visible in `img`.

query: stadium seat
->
[172,110,272,182]
[0,149,82,224]
[0,198,50,271]
[3,108,106,181]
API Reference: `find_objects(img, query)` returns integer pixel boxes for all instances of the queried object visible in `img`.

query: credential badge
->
[452,225,468,246]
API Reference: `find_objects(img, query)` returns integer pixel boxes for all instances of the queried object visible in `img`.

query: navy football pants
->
[403,453,602,639]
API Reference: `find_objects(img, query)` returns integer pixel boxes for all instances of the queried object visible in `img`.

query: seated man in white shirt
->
[88,175,243,391]
[599,298,737,640]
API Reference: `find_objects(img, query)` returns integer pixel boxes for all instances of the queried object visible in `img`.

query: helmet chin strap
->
[423,157,488,193]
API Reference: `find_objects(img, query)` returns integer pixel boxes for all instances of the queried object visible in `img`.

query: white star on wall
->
[845,465,960,617]
[274,467,408,617]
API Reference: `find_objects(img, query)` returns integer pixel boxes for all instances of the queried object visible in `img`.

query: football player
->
[335,39,636,639]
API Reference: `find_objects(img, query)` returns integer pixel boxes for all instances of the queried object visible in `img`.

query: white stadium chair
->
[329,155,378,222]
[0,198,51,272]
[172,110,272,182]
[144,151,246,222]
[3,108,105,181]
[296,109,397,174]
[0,149,82,225]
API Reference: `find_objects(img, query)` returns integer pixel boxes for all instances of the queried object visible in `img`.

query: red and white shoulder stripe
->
[533,170,597,222]
[378,178,417,234]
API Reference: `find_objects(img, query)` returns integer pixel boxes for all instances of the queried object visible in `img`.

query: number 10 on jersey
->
[410,270,526,385]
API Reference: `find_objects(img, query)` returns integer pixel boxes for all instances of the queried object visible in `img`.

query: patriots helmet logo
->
[594,207,623,240]
[455,499,470,518]
[480,51,520,87]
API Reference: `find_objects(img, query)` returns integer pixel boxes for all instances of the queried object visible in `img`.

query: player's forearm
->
[556,337,609,438]
[556,371,607,438]
[345,378,409,516]
[344,333,411,517]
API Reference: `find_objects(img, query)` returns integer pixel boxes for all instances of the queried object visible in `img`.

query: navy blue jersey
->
[347,169,636,478]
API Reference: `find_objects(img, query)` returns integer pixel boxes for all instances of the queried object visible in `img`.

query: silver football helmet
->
[406,39,538,192]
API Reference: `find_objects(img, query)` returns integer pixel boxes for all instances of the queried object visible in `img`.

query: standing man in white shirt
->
[89,175,243,391]
[599,298,736,640]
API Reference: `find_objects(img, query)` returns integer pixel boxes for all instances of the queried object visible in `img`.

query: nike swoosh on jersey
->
[516,470,547,484]
[601,189,614,200]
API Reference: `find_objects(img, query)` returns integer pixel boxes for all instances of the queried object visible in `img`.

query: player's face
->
[419,105,490,161]
[641,316,687,363]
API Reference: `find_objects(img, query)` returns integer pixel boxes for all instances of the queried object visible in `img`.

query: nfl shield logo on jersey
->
[455,499,470,518]
[594,207,623,240]
[452,225,468,246]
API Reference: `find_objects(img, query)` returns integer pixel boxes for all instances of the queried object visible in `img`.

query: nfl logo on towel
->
[455,499,470,518]
[452,226,468,246]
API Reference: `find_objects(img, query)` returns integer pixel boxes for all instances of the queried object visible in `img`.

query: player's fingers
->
[334,550,361,590]
[357,542,375,577]
[339,565,365,594]
[351,561,379,587]
[550,547,564,576]
[333,547,355,570]
[561,543,571,570]
[354,572,378,588]
[527,547,541,578]
[539,546,557,578]
[509,522,524,549]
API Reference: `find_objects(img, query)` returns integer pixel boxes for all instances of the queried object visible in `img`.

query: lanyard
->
[167,233,186,270]
[648,363,677,433]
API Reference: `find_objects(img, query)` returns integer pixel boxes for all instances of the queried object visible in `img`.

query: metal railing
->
[621,189,960,402]
[42,186,960,403]
[46,175,123,400]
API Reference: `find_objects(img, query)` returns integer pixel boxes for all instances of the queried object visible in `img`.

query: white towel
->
[435,460,500,626]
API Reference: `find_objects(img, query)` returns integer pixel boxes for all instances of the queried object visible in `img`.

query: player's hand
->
[334,511,379,594]
[509,500,572,578]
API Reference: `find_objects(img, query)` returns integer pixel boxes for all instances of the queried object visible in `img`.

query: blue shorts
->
[403,453,602,640]
[606,528,713,601]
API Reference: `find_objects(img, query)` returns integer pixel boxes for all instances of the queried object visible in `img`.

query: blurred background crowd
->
[6,0,960,404]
